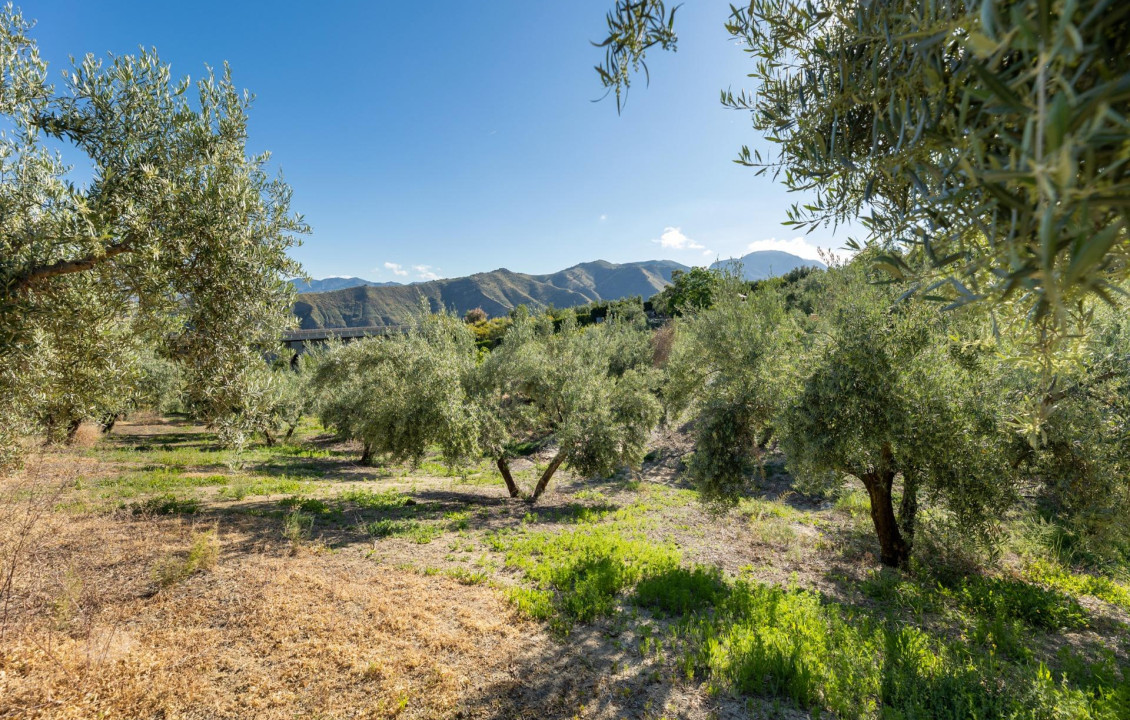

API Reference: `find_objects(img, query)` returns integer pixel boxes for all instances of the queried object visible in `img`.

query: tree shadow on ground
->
[451,615,712,720]
[110,431,217,449]
[175,482,625,561]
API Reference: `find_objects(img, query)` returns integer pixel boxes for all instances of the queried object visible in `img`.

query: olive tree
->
[780,266,1015,568]
[650,267,721,317]
[311,315,479,466]
[473,314,661,501]
[207,357,315,450]
[0,7,305,462]
[108,348,184,429]
[18,283,145,444]
[1009,309,1130,564]
[663,275,800,503]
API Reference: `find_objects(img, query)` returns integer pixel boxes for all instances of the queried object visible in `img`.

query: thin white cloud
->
[654,226,707,252]
[599,214,607,221]
[746,236,827,262]
[383,262,408,276]
[414,264,441,281]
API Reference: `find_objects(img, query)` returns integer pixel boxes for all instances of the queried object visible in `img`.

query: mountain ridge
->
[292,253,821,330]
[290,277,401,293]
[710,250,825,281]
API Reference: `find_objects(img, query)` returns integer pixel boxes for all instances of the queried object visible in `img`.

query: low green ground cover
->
[491,492,1129,719]
[71,418,1128,719]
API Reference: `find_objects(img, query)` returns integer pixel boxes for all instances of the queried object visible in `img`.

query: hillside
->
[292,259,690,329]
[711,250,825,280]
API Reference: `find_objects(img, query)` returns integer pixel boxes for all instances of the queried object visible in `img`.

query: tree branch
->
[1044,369,1122,406]
[12,241,134,292]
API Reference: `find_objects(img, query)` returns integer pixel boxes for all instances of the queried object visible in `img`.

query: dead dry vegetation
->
[1,416,1127,720]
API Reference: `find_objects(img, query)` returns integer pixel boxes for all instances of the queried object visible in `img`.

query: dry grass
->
[0,509,530,719]
[67,422,103,449]
[0,454,72,643]
[0,439,536,720]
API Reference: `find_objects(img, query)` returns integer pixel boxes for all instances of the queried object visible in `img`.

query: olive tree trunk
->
[496,457,520,498]
[860,445,910,569]
[530,450,567,503]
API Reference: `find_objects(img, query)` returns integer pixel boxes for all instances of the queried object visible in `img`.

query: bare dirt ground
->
[1,416,1126,719]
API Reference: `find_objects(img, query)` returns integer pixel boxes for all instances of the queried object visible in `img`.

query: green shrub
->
[1025,559,1130,613]
[282,511,314,551]
[278,496,331,514]
[338,488,412,510]
[956,576,1087,631]
[502,525,680,626]
[507,586,554,621]
[687,581,880,717]
[445,510,471,531]
[364,518,442,544]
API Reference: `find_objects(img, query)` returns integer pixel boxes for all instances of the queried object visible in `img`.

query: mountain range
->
[292,251,824,330]
[290,277,401,293]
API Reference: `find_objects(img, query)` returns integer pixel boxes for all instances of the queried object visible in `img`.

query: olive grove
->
[591,0,1130,567]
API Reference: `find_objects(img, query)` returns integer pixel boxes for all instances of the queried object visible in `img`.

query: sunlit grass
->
[1024,558,1130,612]
[218,475,313,500]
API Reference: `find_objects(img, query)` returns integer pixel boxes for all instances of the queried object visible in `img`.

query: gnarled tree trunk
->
[530,450,567,503]
[496,457,520,497]
[860,444,909,568]
[360,441,373,465]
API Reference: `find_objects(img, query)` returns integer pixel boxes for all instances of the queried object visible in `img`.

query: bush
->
[463,307,488,324]
[130,494,201,515]
[956,576,1087,631]
[502,524,680,627]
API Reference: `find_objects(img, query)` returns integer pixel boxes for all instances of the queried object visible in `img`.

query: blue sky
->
[30,1,852,282]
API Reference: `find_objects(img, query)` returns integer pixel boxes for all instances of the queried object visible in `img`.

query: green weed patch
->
[364,518,443,544]
[501,525,680,628]
[1025,559,1130,612]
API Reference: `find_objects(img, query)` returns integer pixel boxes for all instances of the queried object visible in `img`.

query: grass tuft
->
[152,529,219,588]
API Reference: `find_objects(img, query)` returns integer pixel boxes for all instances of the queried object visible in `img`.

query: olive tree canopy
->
[0,7,305,457]
[596,0,1130,335]
[473,314,661,502]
